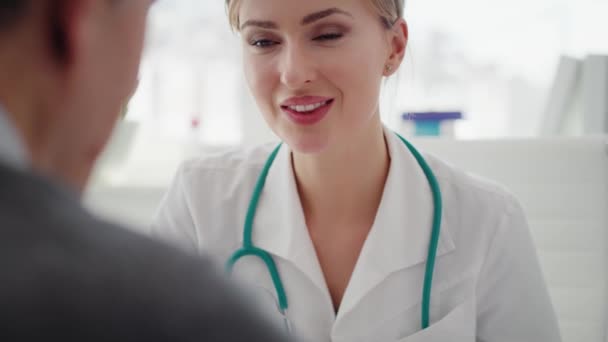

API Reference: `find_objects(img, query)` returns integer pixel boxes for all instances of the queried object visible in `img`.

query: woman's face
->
[239,0,403,153]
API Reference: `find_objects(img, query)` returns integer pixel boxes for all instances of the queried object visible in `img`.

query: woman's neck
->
[292,118,390,230]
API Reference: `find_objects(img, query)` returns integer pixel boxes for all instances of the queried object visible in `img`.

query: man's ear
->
[47,0,95,67]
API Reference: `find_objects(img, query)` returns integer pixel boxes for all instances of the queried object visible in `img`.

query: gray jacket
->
[0,163,289,341]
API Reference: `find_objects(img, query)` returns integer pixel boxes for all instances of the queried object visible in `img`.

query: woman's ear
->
[384,18,408,76]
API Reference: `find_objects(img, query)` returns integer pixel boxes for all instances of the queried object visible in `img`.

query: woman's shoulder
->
[421,154,534,273]
[421,153,526,248]
[423,153,521,211]
[153,143,282,255]
[180,143,279,173]
[165,142,281,207]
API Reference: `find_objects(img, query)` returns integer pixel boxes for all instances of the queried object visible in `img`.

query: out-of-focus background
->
[86,0,607,223]
[84,2,607,342]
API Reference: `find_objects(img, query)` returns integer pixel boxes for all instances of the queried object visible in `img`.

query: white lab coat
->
[151,129,562,342]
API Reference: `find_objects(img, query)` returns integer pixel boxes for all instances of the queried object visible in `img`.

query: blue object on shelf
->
[415,121,441,136]
[402,111,463,137]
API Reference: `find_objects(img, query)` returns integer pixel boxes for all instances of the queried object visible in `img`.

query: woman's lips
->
[280,98,334,126]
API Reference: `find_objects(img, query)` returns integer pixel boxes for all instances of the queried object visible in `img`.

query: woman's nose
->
[278,45,317,89]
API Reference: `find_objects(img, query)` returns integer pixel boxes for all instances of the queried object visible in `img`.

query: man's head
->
[0,0,154,192]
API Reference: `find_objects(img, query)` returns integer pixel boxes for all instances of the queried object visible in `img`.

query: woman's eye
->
[250,39,278,48]
[313,33,343,41]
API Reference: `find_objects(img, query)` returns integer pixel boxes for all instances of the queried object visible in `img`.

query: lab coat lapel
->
[337,130,456,320]
[249,145,329,295]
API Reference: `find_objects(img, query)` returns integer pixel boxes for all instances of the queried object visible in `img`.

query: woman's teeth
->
[288,100,329,113]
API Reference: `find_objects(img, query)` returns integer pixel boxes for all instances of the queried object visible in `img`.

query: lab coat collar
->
[250,143,330,296]
[249,127,456,318]
[336,129,455,320]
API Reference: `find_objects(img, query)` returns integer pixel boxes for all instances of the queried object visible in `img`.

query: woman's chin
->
[285,135,330,155]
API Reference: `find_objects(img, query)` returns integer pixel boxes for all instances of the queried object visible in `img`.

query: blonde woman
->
[152,1,561,341]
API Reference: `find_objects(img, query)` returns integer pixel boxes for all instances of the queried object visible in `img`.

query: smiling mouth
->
[281,99,334,114]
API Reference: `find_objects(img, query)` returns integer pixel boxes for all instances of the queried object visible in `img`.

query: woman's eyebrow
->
[240,7,353,30]
[240,20,278,30]
[302,8,353,25]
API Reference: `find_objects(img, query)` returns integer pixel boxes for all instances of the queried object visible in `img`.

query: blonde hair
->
[225,0,404,31]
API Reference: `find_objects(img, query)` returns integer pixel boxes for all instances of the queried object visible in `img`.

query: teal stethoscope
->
[226,133,442,333]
